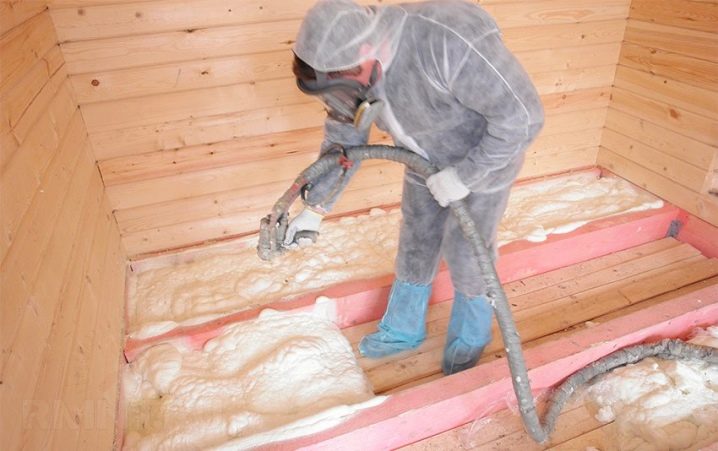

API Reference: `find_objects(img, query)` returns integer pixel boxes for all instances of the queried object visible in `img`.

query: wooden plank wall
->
[0,4,126,449]
[47,0,631,258]
[598,0,718,226]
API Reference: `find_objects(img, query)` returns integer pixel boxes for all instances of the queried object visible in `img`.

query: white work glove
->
[284,208,324,247]
[426,166,471,207]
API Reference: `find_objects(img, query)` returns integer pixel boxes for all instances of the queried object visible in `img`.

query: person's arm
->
[302,117,369,212]
[284,117,368,246]
[442,33,544,194]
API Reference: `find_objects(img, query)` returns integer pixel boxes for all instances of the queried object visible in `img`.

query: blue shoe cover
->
[442,292,493,375]
[359,280,431,358]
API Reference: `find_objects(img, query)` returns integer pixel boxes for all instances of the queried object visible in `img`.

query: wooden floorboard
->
[392,238,718,450]
[344,238,718,394]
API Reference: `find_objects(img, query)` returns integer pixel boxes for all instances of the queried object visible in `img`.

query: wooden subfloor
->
[340,237,718,449]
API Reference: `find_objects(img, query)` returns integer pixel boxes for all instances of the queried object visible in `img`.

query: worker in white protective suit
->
[285,0,544,375]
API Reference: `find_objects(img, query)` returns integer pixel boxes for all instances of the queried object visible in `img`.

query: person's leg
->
[440,187,511,374]
[359,170,449,358]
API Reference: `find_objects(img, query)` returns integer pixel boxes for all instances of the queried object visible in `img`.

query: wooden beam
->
[518,43,622,75]
[529,65,615,96]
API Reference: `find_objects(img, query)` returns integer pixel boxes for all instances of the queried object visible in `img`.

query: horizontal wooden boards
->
[609,87,716,146]
[598,148,718,226]
[601,129,706,192]
[613,65,717,121]
[50,0,630,42]
[105,95,608,257]
[60,20,298,74]
[81,76,305,133]
[115,142,600,258]
[1,105,82,261]
[70,30,621,105]
[619,43,718,92]
[70,50,292,104]
[598,4,718,227]
[0,45,64,144]
[0,2,48,37]
[110,105,606,257]
[2,10,127,451]
[629,0,718,33]
[101,125,603,189]
[77,52,617,134]
[404,394,606,450]
[89,100,325,160]
[53,0,629,255]
[342,239,718,394]
[603,107,715,170]
[0,12,57,92]
[623,19,718,63]
[60,27,621,78]
[119,163,405,256]
[93,90,608,189]
[88,83,612,164]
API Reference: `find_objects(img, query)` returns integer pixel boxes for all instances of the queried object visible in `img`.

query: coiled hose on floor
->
[258,144,718,443]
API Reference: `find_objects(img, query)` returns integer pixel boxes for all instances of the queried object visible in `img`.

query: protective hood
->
[294,0,408,72]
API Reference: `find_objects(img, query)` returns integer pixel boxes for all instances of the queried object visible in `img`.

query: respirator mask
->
[296,58,384,133]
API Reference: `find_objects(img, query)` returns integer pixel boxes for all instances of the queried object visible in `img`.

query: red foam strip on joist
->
[123,204,680,362]
[266,285,718,451]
